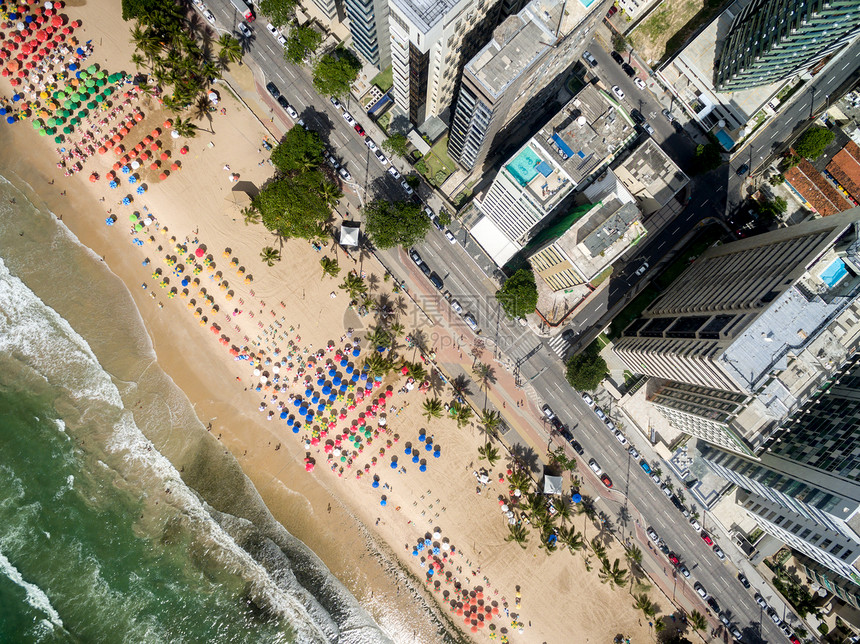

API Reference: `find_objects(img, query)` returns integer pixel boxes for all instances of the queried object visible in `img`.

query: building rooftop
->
[389,0,464,34]
[580,200,642,257]
[827,141,860,203]
[468,15,556,99]
[785,159,852,217]
[537,83,636,187]
[613,138,689,214]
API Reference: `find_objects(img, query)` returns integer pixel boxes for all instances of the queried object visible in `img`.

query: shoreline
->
[0,2,661,642]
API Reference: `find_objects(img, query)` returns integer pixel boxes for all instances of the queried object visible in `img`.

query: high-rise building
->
[447,0,604,172]
[344,0,391,68]
[614,209,860,393]
[470,84,635,266]
[715,0,860,92]
[388,0,504,126]
[700,355,860,585]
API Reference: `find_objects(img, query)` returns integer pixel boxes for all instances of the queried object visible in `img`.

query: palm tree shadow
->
[507,442,540,474]
[450,374,472,399]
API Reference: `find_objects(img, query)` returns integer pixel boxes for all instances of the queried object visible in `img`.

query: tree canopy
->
[565,343,608,391]
[495,268,538,319]
[382,133,409,157]
[364,200,429,249]
[252,170,333,241]
[795,125,835,159]
[313,48,362,97]
[691,142,722,174]
[121,0,168,21]
[257,0,300,28]
[270,126,325,174]
[284,22,322,65]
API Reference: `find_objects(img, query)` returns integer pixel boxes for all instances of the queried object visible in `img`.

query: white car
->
[330,96,342,109]
[689,518,701,531]
[628,445,639,459]
[374,149,388,166]
[463,313,478,330]
[266,23,278,37]
[203,9,216,24]
[387,166,401,180]
[338,167,352,182]
[237,22,252,38]
[650,473,661,485]
[614,431,627,446]
[400,180,413,195]
[611,85,625,100]
[713,545,726,560]
[695,582,708,599]
[325,153,340,170]
[635,262,649,276]
[365,138,377,152]
[277,34,287,47]
[342,111,356,126]
[286,105,298,120]
[581,392,593,406]
[588,459,602,475]
[634,78,646,90]
[594,407,605,420]
[450,299,462,313]
[444,230,456,244]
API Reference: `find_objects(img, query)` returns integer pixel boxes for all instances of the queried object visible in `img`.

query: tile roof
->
[784,159,851,216]
[826,141,860,202]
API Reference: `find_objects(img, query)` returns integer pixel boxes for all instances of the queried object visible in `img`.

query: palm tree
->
[217,34,243,63]
[339,273,367,300]
[408,362,428,383]
[477,442,500,466]
[654,618,666,634]
[598,558,628,589]
[241,206,260,226]
[539,527,559,554]
[590,537,607,562]
[632,593,657,618]
[453,403,473,428]
[318,256,340,279]
[319,181,342,208]
[557,525,585,554]
[422,398,443,421]
[505,522,529,549]
[260,246,280,266]
[625,544,643,568]
[131,52,147,71]
[172,116,198,138]
[554,498,572,526]
[478,409,501,439]
[389,322,405,338]
[507,469,532,495]
[689,610,707,632]
[365,325,392,350]
[363,352,395,377]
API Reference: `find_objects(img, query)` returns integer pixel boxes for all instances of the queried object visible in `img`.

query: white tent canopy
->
[543,475,563,495]
[340,223,360,247]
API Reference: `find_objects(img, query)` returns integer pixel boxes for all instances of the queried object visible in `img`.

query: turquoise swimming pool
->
[506,146,541,186]
[579,0,598,7]
[821,258,848,288]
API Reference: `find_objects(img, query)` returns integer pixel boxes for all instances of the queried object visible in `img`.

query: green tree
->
[241,206,260,226]
[692,142,722,174]
[633,593,657,618]
[590,537,607,562]
[505,522,529,549]
[365,325,393,350]
[758,196,788,220]
[339,273,367,300]
[558,525,586,554]
[271,126,325,173]
[478,409,502,438]
[795,125,835,159]
[258,0,300,27]
[260,246,281,266]
[407,362,428,383]
[613,34,627,53]
[688,610,707,632]
[508,469,532,495]
[363,352,395,377]
[452,403,473,428]
[319,256,340,279]
[598,558,628,589]
[253,170,333,241]
[565,343,608,391]
[121,0,166,21]
[217,34,243,64]
[364,199,429,249]
[422,398,443,421]
[172,117,198,138]
[382,133,410,157]
[495,268,538,319]
[478,442,500,466]
[284,22,322,64]
[312,47,362,97]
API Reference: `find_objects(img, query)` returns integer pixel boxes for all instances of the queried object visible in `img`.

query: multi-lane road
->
[197,2,826,640]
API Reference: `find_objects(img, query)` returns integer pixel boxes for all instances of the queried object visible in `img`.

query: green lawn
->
[419,134,457,186]
[370,65,393,93]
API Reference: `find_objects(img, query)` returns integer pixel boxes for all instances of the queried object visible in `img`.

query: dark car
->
[550,417,564,432]
[561,328,576,343]
[607,5,618,16]
[661,108,672,121]
[736,163,750,176]
[559,426,573,442]
[265,81,280,99]
[418,263,431,276]
[570,439,584,455]
[276,95,289,110]
[707,596,720,613]
[611,51,624,65]
[428,272,443,290]
[630,108,646,124]
[622,63,636,78]
[738,572,751,588]
[431,215,444,231]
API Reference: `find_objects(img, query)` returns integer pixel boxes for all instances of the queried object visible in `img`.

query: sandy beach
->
[0,2,662,642]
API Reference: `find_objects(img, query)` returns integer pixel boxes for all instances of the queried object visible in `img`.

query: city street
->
[198,2,823,640]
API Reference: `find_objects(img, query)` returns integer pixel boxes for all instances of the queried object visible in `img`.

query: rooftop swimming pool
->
[820,258,849,288]
[506,146,541,186]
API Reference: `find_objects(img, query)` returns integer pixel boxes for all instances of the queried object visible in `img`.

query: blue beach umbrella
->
[292,426,300,434]
[136,186,145,195]
[317,403,326,412]
[328,394,336,401]
[339,384,347,392]
[293,398,302,407]
[305,414,314,423]
[311,395,319,404]
[279,411,288,419]
[316,377,325,386]
[404,446,411,455]
[419,464,427,472]
[425,443,433,452]
[417,542,425,551]
[5,116,15,124]
[328,368,337,377]
[287,417,294,426]
[305,388,313,397]
[322,386,331,395]
[128,175,137,184]
[360,372,368,381]
[390,461,397,469]
[352,348,360,357]
[380,498,387,506]
[412,454,419,463]
[346,365,354,374]
[412,549,418,556]
[333,377,342,386]
[572,493,582,504]
[372,480,379,488]
[181,278,189,287]
[433,450,441,458]
[351,373,359,382]
[340,359,348,367]
[109,180,117,189]
[299,406,307,416]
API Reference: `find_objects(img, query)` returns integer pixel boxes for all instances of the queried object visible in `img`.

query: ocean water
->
[0,177,395,643]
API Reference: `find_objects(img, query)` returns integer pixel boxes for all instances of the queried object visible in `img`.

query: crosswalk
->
[547,334,571,358]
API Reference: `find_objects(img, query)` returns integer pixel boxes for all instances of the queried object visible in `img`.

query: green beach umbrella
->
[32,120,40,130]
[87,65,97,74]
[38,128,46,136]
[62,126,71,134]
[96,79,105,87]
[86,79,95,88]
[129,213,139,222]
[135,223,144,231]
[87,101,96,110]
[54,135,64,144]
[96,71,105,79]
[95,94,105,103]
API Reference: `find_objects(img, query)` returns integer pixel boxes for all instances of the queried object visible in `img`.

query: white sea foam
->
[0,548,63,628]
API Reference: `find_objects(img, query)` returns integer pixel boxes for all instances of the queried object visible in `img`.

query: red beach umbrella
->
[150,142,159,151]
[170,162,178,171]
[150,162,159,170]
[180,146,188,155]
[160,151,168,160]
[159,172,167,180]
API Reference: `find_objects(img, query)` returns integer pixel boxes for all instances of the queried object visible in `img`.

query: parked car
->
[374,150,388,165]
[737,572,750,588]
[409,248,423,266]
[642,123,655,136]
[600,474,613,488]
[606,5,618,17]
[661,484,673,498]
[622,63,636,78]
[694,582,708,599]
[237,21,252,38]
[780,622,793,637]
[635,261,649,276]
[630,109,646,124]
[418,263,431,276]
[678,564,690,578]
[713,545,726,560]
[400,180,414,195]
[276,95,289,110]
[286,105,299,120]
[588,459,602,475]
[594,406,605,420]
[689,517,701,531]
[444,230,457,244]
[766,607,781,625]
[582,50,598,67]
[203,9,216,24]
[570,439,584,455]
[634,77,646,90]
[671,119,684,134]
[266,23,278,37]
[661,108,672,121]
[542,404,556,420]
[650,473,661,485]
[605,419,616,432]
[611,85,625,100]
[701,531,713,546]
[646,527,659,542]
[450,299,462,313]
[731,626,743,640]
[431,215,444,231]
[611,51,624,65]
[277,34,287,47]
[707,597,720,613]
[614,431,627,446]
[325,153,340,170]
[463,313,478,331]
[754,593,768,610]
[265,81,280,99]
[428,272,443,290]
[640,460,652,474]
[342,111,356,126]
[387,166,401,180]
[581,392,594,406]
[354,123,365,136]
[628,445,639,459]
[338,167,352,182]
[668,552,679,565]
[365,138,377,151]
[330,96,342,109]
